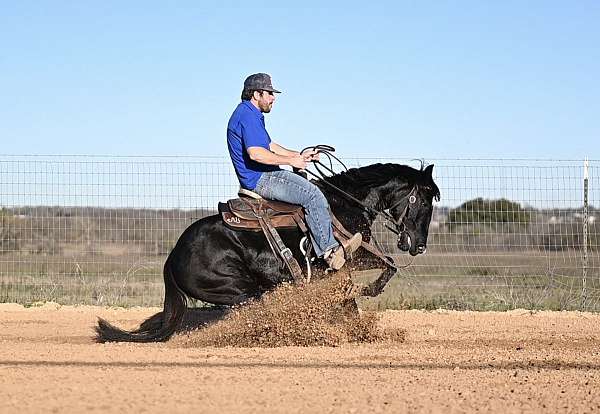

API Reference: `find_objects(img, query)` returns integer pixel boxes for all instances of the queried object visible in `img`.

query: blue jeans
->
[253,170,339,257]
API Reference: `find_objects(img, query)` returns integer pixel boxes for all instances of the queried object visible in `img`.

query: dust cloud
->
[171,271,405,347]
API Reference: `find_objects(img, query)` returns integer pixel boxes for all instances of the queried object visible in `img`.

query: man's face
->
[254,90,276,113]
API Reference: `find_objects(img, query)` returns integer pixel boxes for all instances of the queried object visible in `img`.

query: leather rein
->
[300,146,420,269]
[302,146,418,236]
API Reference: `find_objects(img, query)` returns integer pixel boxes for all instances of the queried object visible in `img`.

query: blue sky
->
[1,1,598,159]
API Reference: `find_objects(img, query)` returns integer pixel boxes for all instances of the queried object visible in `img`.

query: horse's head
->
[389,164,440,256]
[317,161,440,256]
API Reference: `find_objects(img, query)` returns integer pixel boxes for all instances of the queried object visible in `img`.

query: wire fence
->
[0,155,598,310]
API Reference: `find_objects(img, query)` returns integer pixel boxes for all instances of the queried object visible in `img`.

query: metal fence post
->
[582,158,589,308]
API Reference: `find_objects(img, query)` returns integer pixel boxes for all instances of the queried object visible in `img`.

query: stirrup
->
[238,188,262,199]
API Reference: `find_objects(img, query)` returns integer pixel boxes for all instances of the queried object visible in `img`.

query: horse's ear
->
[424,164,434,177]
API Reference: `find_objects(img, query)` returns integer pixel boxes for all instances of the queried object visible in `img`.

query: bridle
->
[385,185,419,239]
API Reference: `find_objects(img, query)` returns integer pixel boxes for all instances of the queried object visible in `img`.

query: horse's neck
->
[325,186,383,234]
[325,179,413,234]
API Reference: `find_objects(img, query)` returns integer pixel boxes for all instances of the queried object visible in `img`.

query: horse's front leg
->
[361,260,398,297]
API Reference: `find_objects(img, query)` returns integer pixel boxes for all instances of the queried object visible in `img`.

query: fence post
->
[582,158,589,308]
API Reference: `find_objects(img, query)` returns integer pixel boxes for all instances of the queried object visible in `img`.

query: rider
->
[226,73,362,270]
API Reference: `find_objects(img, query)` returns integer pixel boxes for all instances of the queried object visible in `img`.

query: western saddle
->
[218,188,309,283]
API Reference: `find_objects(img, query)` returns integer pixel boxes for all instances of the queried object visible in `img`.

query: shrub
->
[447,198,531,230]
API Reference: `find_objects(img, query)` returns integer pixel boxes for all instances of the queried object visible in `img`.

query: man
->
[226,73,362,270]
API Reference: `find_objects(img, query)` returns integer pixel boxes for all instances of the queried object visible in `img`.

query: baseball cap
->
[243,73,281,93]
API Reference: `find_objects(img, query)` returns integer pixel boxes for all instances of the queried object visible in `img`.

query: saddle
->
[218,189,308,283]
[218,192,306,232]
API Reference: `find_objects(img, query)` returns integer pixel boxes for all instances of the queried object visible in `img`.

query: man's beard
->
[259,102,272,113]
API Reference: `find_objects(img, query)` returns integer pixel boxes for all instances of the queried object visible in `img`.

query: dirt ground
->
[1,303,600,413]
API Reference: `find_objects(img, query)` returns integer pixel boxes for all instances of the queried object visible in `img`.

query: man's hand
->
[289,154,307,170]
[301,149,320,162]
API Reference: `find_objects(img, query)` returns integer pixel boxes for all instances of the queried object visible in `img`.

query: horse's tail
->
[95,256,186,343]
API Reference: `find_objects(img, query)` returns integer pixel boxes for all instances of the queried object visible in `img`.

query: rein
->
[301,146,417,236]
[300,146,420,270]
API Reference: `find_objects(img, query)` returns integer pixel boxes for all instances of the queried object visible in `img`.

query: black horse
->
[96,163,440,342]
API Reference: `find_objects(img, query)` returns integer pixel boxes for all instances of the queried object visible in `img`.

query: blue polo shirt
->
[227,100,280,190]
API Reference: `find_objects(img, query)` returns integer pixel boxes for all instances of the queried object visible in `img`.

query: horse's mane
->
[319,163,440,200]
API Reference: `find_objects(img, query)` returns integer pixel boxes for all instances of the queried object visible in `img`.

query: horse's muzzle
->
[398,231,427,255]
[397,232,410,252]
[407,239,427,256]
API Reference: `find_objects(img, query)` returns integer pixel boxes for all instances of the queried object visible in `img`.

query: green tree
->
[447,198,531,228]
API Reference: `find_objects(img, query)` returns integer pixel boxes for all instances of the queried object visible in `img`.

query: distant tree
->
[447,198,531,228]
[0,210,20,252]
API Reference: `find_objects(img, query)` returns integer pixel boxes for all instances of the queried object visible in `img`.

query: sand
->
[2,300,600,413]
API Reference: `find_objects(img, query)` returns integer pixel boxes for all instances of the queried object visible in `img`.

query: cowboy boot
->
[326,232,363,270]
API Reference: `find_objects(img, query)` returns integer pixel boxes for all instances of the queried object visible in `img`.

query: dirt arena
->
[1,303,600,413]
